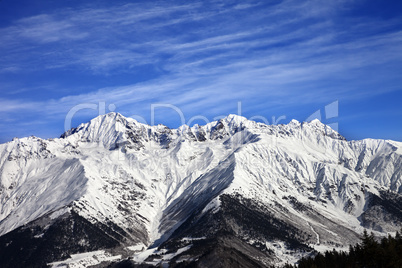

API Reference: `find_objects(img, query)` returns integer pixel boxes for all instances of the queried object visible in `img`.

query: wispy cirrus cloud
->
[0,98,39,112]
[0,0,401,142]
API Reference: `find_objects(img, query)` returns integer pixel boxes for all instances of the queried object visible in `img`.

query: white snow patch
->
[48,250,121,268]
[265,241,307,266]
[127,243,146,252]
[181,237,206,242]
[133,245,192,266]
[201,197,221,214]
[132,248,158,263]
[49,207,71,220]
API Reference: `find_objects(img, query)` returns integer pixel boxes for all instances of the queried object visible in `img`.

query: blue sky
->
[0,0,401,143]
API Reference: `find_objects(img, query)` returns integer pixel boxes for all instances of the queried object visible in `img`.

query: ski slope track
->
[0,113,401,267]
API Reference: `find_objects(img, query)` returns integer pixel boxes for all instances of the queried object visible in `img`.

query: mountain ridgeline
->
[0,113,401,267]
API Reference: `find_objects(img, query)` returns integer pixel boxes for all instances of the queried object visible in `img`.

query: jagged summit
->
[309,118,322,124]
[61,112,136,138]
[60,112,344,150]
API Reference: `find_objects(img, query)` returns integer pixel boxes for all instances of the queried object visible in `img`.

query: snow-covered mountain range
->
[0,112,401,267]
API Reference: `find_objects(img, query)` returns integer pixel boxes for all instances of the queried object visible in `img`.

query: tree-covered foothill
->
[284,229,402,268]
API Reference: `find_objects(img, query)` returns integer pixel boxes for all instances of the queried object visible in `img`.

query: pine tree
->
[294,230,402,268]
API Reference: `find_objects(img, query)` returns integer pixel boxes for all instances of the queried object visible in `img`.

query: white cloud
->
[0,0,401,139]
[0,98,39,112]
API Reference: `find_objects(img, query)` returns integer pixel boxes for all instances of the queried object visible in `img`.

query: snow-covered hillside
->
[0,112,401,267]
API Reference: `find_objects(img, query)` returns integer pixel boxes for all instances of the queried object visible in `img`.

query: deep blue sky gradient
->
[0,0,401,142]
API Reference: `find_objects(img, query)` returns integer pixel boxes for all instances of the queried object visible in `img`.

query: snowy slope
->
[0,112,401,266]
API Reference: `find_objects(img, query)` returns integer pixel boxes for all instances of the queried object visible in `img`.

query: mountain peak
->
[91,112,131,126]
[225,114,248,122]
[308,118,322,124]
